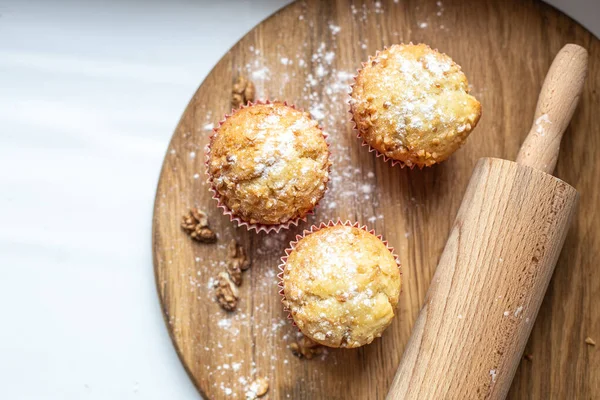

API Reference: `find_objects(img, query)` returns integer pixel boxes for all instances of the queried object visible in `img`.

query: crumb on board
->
[585,337,596,346]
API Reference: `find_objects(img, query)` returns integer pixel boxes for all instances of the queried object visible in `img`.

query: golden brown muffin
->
[207,102,331,227]
[282,224,401,348]
[350,43,482,167]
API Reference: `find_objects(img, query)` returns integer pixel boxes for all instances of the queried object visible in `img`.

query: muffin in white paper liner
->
[205,100,331,234]
[277,219,402,348]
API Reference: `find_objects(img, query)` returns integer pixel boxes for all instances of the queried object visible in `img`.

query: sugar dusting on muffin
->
[207,102,331,227]
[281,223,401,348]
[350,43,482,167]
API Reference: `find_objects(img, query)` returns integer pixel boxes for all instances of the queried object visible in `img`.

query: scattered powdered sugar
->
[309,103,325,121]
[514,306,524,317]
[207,276,216,290]
[256,231,287,256]
[436,1,445,16]
[374,1,384,14]
[535,114,552,136]
[329,24,341,35]
[490,369,497,383]
[324,51,335,64]
[415,1,448,31]
[251,67,270,80]
[218,318,232,329]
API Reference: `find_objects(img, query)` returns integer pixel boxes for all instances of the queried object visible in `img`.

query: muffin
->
[350,43,482,167]
[207,102,331,231]
[280,222,401,348]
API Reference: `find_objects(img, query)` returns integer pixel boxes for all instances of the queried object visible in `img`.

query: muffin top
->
[350,43,481,167]
[282,225,401,348]
[208,103,330,225]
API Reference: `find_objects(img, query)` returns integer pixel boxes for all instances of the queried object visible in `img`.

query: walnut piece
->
[245,377,269,399]
[214,272,239,311]
[227,263,243,287]
[181,208,217,243]
[228,239,251,270]
[231,76,255,109]
[290,335,324,360]
[226,239,251,286]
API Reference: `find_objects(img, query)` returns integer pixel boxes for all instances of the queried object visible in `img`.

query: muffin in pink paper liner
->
[205,101,331,234]
[349,43,482,168]
[278,220,401,348]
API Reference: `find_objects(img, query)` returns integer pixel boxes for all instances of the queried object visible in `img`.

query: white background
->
[0,1,597,399]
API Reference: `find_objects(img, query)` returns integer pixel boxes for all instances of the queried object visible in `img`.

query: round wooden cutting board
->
[152,1,599,398]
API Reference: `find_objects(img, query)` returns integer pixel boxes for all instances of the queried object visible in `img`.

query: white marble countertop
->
[0,1,596,399]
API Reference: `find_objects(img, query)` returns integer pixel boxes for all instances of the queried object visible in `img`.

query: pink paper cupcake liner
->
[277,219,402,327]
[349,44,423,170]
[205,100,332,234]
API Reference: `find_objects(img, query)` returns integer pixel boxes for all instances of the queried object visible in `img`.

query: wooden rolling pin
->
[387,44,588,400]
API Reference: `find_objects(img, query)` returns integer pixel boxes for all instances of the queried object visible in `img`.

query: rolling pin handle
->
[516,44,588,175]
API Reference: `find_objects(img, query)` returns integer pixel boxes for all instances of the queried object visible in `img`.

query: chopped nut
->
[585,337,596,346]
[232,93,244,108]
[244,82,255,105]
[290,335,324,360]
[232,76,246,94]
[232,76,255,108]
[190,208,208,226]
[214,272,239,311]
[225,239,250,286]
[245,377,269,399]
[181,208,217,243]
[228,239,251,271]
[227,263,243,287]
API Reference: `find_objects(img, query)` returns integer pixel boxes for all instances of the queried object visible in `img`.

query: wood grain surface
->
[388,158,579,399]
[152,1,600,399]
